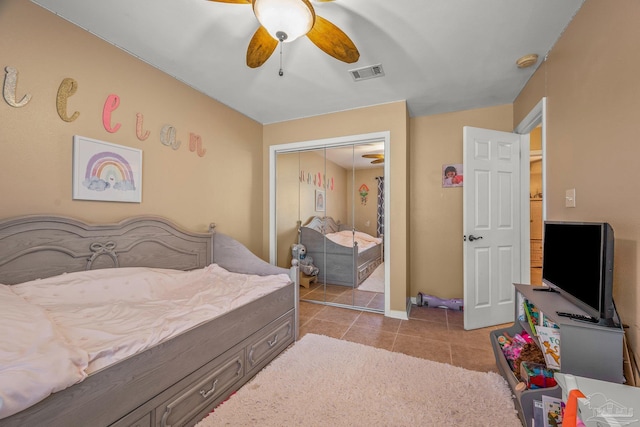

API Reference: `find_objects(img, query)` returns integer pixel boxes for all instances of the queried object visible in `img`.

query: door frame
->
[515,97,547,280]
[268,131,392,314]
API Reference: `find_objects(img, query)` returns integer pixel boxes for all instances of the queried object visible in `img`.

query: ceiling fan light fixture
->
[362,153,384,164]
[253,0,315,43]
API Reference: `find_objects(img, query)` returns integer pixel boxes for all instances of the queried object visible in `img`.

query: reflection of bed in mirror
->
[0,215,297,427]
[297,216,383,287]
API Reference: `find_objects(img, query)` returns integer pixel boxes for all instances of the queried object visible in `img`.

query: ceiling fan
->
[362,153,384,164]
[207,0,360,69]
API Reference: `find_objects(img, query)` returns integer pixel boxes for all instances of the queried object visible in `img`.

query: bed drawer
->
[155,350,244,427]
[358,258,381,281]
[127,413,151,427]
[110,410,153,427]
[246,311,295,374]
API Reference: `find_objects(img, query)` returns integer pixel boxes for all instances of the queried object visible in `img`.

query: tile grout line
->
[390,318,403,352]
[340,311,363,339]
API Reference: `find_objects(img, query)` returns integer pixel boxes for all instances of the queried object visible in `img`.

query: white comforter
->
[0,265,291,420]
[325,230,382,251]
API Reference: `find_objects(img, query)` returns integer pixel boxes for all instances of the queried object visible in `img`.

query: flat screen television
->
[541,221,616,325]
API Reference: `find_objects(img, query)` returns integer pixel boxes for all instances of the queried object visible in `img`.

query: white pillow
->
[304,216,340,234]
[304,216,325,233]
[324,216,340,233]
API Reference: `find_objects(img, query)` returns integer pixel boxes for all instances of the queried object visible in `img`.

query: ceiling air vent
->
[349,64,385,82]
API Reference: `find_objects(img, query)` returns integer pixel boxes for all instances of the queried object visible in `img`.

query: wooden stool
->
[299,272,317,289]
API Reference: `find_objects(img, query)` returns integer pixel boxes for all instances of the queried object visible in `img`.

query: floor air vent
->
[349,64,385,81]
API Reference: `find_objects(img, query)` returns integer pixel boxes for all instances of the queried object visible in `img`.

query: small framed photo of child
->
[442,164,463,188]
[315,190,325,212]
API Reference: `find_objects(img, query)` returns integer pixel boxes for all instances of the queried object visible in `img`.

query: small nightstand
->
[299,272,317,289]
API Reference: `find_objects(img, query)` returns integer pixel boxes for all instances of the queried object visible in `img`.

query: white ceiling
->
[31,0,584,125]
[311,142,384,170]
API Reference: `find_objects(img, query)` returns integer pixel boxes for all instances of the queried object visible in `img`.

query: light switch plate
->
[565,188,576,208]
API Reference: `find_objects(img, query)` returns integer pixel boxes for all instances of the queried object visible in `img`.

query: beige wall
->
[275,153,301,268]
[263,102,409,314]
[0,0,265,252]
[515,0,640,372]
[409,105,513,300]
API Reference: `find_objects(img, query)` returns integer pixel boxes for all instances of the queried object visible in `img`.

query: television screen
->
[542,221,614,321]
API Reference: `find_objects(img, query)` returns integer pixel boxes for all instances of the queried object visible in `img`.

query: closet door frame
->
[269,131,391,315]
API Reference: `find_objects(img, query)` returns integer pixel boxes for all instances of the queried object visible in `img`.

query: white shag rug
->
[357,262,384,293]
[197,334,521,427]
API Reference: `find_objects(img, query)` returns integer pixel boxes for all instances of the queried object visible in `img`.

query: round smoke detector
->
[516,54,539,68]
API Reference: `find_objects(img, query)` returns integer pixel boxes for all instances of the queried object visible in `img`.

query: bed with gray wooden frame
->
[0,215,298,427]
[297,216,382,287]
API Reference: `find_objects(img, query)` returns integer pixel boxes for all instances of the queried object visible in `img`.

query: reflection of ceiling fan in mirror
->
[362,153,384,164]
[207,0,360,70]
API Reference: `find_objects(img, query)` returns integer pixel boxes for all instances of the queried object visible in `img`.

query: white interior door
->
[463,126,528,330]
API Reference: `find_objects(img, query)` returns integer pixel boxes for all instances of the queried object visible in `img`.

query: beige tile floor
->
[299,283,512,373]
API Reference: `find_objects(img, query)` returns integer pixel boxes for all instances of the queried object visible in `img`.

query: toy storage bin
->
[490,324,561,427]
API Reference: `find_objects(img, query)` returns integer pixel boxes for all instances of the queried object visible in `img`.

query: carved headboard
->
[0,215,214,285]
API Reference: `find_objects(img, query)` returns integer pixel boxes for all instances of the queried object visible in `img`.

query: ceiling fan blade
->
[362,154,384,159]
[371,159,384,164]
[206,0,251,3]
[306,15,359,64]
[246,26,278,68]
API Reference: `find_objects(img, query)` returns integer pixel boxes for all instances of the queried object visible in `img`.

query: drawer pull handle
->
[200,379,219,399]
[268,334,279,347]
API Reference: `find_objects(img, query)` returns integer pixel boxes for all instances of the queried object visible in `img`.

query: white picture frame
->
[73,135,142,203]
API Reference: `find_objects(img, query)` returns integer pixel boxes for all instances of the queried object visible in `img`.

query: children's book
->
[523,300,539,335]
[541,394,564,427]
[537,325,561,370]
[533,399,544,427]
[539,311,559,328]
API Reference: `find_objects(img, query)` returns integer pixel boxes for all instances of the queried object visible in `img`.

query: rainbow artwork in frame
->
[72,135,142,203]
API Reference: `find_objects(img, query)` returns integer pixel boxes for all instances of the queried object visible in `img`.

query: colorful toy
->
[519,362,557,389]
[499,331,535,371]
[416,292,463,310]
[497,334,511,347]
[514,342,546,377]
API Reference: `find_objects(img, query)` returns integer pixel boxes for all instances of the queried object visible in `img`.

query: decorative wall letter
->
[135,113,150,141]
[102,94,121,133]
[189,133,206,157]
[56,78,80,122]
[3,66,32,107]
[160,124,181,150]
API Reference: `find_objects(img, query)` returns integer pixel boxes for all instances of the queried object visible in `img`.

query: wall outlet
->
[565,188,576,208]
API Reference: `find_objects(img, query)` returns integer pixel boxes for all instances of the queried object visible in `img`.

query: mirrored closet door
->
[275,142,385,312]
